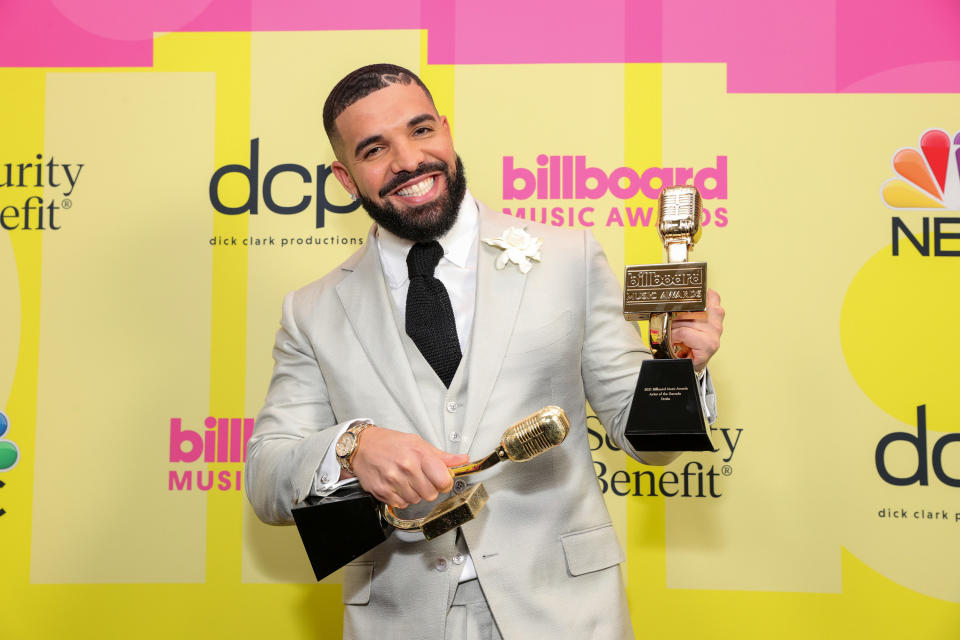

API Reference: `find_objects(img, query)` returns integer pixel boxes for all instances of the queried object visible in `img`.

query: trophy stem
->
[649,312,674,359]
[448,451,503,476]
[666,242,689,263]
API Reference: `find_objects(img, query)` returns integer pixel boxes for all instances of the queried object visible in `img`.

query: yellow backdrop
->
[1,17,958,639]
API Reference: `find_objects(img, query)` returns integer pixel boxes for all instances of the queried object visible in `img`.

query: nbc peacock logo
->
[0,411,18,471]
[882,129,960,210]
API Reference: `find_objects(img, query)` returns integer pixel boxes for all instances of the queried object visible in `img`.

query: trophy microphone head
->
[658,185,702,263]
[500,406,570,462]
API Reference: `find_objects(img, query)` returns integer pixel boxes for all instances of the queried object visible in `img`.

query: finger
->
[407,472,441,502]
[440,452,470,467]
[393,478,422,506]
[674,310,722,329]
[670,324,704,343]
[671,335,716,369]
[421,455,456,495]
[702,311,723,337]
[370,484,408,510]
[671,342,692,359]
[672,310,707,322]
[675,291,723,324]
[385,495,409,510]
[405,454,448,501]
[706,299,724,316]
[671,325,717,353]
[670,317,708,330]
[668,339,708,371]
[706,291,725,324]
[379,465,422,506]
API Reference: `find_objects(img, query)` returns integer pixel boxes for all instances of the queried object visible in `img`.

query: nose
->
[390,138,424,174]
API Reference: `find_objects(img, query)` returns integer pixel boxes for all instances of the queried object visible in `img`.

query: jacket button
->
[435,557,448,572]
[453,479,467,493]
[453,553,465,565]
[446,401,458,413]
[448,431,461,442]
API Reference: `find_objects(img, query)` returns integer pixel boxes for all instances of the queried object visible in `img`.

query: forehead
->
[333,82,437,146]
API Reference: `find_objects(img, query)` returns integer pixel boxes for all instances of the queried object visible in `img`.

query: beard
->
[357,155,467,242]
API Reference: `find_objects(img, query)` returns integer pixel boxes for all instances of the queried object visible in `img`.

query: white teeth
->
[396,176,435,197]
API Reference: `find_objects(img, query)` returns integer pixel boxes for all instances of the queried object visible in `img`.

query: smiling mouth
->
[393,175,436,198]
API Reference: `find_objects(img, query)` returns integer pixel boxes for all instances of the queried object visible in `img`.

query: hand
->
[348,426,469,508]
[669,288,724,372]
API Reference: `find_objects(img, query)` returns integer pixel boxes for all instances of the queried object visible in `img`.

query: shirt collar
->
[376,189,479,289]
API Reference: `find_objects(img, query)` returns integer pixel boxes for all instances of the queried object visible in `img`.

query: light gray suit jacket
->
[246,203,666,639]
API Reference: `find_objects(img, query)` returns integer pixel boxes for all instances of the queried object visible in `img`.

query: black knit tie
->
[405,241,462,387]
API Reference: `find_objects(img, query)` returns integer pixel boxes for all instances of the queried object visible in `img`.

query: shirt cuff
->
[313,419,369,496]
[698,368,718,425]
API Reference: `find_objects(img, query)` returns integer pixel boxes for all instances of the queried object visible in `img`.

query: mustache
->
[378,161,448,198]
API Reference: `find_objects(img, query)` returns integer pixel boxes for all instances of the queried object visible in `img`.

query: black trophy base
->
[292,483,394,581]
[624,358,713,451]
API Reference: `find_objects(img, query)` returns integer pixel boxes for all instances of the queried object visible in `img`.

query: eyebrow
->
[407,113,437,128]
[353,113,438,158]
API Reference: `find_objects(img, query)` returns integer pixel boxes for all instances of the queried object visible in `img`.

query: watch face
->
[336,432,357,457]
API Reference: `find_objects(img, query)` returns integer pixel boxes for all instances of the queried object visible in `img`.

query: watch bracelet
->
[339,421,374,474]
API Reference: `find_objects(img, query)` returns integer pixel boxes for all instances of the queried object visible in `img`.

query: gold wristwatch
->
[335,422,374,474]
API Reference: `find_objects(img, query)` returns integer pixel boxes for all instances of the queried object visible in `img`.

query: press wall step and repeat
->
[1,1,958,637]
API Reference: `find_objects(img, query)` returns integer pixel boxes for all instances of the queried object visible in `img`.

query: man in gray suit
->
[246,63,724,639]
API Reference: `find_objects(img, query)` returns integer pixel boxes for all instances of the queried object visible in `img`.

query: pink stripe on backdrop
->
[836,0,960,92]
[0,0,958,93]
[248,0,420,30]
[0,0,252,67]
[448,0,628,63]
[0,0,155,67]
[49,0,216,41]
[422,0,456,64]
[625,0,662,63]
[840,61,960,94]
[180,0,251,31]
[660,0,838,92]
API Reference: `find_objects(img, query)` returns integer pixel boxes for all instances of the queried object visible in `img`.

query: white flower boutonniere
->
[482,226,543,274]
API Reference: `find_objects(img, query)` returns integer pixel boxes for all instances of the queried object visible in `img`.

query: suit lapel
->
[461,204,528,451]
[335,228,436,442]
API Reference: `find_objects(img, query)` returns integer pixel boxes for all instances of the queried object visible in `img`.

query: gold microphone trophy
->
[622,185,714,451]
[292,406,570,580]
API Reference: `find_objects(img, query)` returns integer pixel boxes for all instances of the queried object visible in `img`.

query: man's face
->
[330,82,465,242]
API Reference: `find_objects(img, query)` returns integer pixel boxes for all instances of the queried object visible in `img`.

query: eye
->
[362,145,384,159]
[413,126,433,136]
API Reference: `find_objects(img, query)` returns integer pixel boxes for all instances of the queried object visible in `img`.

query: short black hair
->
[323,63,435,148]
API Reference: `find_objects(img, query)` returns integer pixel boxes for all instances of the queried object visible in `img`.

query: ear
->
[331,161,357,198]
